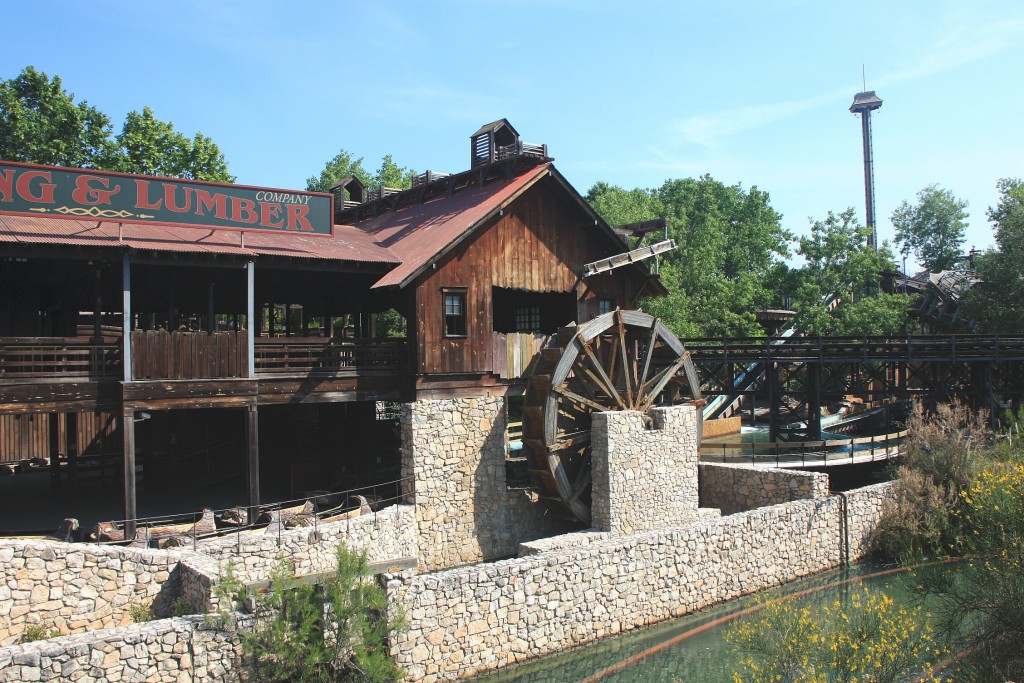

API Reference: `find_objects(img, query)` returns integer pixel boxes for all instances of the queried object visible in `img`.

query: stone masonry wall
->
[0,502,417,646]
[387,481,894,682]
[196,504,418,584]
[591,405,699,534]
[0,542,181,646]
[402,397,569,572]
[698,462,830,514]
[0,616,242,683]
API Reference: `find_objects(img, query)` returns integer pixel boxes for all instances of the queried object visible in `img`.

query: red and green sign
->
[0,161,334,236]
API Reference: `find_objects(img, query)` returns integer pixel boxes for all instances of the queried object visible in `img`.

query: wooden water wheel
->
[521,309,703,524]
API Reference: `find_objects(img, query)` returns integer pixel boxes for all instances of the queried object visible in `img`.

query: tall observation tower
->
[850,90,883,249]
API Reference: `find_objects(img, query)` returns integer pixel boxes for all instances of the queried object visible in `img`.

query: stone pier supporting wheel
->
[521,309,703,524]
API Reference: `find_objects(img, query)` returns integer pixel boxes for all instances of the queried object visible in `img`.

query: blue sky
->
[3,1,1022,267]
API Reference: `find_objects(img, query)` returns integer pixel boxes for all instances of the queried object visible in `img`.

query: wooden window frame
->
[514,305,541,332]
[442,288,468,338]
[598,297,615,316]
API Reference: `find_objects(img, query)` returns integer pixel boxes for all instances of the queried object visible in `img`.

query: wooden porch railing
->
[0,337,121,380]
[131,330,248,380]
[254,337,408,374]
[2,334,409,381]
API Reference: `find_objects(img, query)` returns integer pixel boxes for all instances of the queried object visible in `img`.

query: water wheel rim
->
[527,310,702,525]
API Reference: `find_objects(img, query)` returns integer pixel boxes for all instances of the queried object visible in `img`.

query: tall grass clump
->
[869,401,992,563]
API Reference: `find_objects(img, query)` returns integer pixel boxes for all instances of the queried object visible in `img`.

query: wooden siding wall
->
[0,411,117,463]
[415,180,638,375]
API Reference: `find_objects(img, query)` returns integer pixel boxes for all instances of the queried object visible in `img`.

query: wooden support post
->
[246,261,255,379]
[207,282,216,334]
[807,363,822,441]
[122,254,132,382]
[768,362,780,443]
[94,268,103,339]
[122,407,137,539]
[246,404,260,524]
[49,413,60,493]
[66,412,79,498]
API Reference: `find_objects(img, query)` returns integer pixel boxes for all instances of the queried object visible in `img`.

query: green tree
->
[0,66,233,181]
[306,149,374,193]
[962,178,1024,332]
[374,154,415,189]
[0,66,117,167]
[586,176,791,338]
[790,208,911,336]
[115,106,233,182]
[891,184,969,272]
[307,150,416,195]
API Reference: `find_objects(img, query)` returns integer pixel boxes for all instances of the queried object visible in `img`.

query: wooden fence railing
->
[254,337,408,374]
[131,330,248,380]
[699,429,908,468]
[0,337,121,380]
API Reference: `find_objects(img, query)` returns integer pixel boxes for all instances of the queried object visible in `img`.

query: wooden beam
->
[246,404,260,525]
[122,254,132,383]
[49,413,60,493]
[122,407,136,538]
[66,412,79,499]
[581,239,677,278]
[246,262,255,379]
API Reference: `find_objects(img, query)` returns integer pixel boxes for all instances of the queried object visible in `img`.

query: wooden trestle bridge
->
[687,334,1024,442]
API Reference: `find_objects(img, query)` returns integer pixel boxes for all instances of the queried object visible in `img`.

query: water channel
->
[470,563,944,683]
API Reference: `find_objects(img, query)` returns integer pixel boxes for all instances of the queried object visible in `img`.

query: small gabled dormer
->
[329,175,367,209]
[471,119,521,168]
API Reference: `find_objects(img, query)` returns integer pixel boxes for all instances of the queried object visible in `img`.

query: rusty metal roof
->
[0,214,399,265]
[353,163,553,289]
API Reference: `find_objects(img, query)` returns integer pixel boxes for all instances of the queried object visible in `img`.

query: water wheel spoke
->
[552,384,615,415]
[568,457,592,503]
[615,310,635,408]
[579,337,626,409]
[639,350,693,412]
[636,320,659,390]
[553,429,591,451]
[606,334,621,401]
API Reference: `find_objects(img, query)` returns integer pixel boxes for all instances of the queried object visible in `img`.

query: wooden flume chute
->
[521,310,703,524]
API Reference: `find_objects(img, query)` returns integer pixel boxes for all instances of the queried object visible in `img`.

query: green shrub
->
[171,596,193,617]
[922,461,1024,681]
[18,623,59,643]
[216,545,404,683]
[726,587,943,683]
[128,600,154,623]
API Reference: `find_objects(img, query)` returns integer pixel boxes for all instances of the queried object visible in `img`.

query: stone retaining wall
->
[387,481,894,682]
[0,616,241,682]
[698,462,830,514]
[0,502,418,646]
[0,542,182,646]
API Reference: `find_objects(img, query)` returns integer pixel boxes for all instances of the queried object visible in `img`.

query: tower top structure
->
[850,90,883,249]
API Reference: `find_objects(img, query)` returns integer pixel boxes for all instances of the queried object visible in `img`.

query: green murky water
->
[470,563,941,683]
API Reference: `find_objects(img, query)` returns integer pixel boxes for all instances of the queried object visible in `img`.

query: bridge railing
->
[699,429,908,468]
[686,335,1024,363]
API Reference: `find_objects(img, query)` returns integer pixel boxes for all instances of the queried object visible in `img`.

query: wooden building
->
[0,120,665,532]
